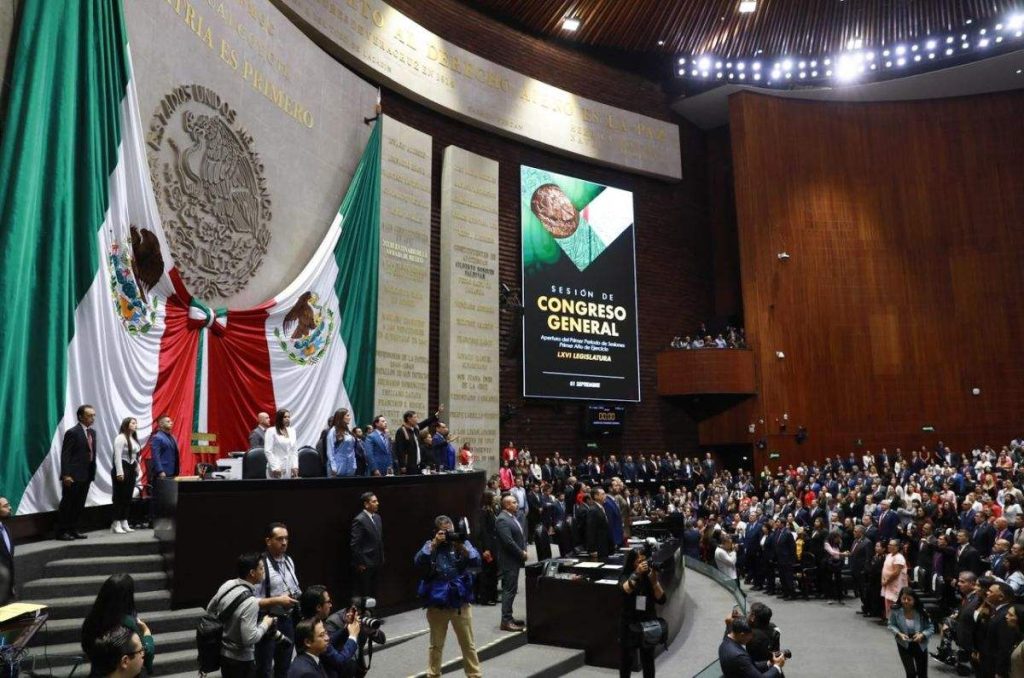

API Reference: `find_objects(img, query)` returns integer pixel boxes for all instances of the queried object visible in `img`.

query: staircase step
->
[24,646,204,678]
[44,553,169,578]
[32,607,204,646]
[24,590,171,621]
[36,537,164,560]
[22,571,170,598]
[25,630,197,670]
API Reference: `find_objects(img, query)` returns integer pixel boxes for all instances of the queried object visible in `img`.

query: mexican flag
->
[0,0,381,514]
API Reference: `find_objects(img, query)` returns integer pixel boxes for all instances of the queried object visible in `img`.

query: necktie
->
[86,428,94,462]
[0,524,9,554]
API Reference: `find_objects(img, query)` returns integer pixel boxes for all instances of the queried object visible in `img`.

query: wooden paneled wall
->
[368,0,715,459]
[729,91,1024,467]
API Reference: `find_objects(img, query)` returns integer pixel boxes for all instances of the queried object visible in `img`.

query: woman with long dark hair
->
[264,409,298,478]
[81,574,155,673]
[111,417,141,534]
[325,408,356,477]
[887,586,934,678]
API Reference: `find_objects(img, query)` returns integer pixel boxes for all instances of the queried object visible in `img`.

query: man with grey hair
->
[414,515,482,677]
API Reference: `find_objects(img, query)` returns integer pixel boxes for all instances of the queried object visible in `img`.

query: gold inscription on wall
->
[274,0,682,179]
[162,0,315,128]
[375,116,433,422]
[439,146,500,474]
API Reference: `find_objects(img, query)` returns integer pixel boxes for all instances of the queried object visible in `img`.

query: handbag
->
[628,618,668,649]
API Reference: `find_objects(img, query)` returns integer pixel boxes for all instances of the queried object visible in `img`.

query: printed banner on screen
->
[520,166,640,402]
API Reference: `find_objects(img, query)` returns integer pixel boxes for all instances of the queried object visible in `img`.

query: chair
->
[298,446,325,478]
[534,524,552,561]
[242,448,267,479]
[556,518,574,556]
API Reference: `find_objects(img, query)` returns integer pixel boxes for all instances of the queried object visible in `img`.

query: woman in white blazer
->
[264,409,298,478]
[111,417,141,533]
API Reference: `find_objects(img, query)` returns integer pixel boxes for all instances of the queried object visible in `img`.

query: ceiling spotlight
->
[691,69,699,76]
[996,36,1003,43]
[882,50,890,57]
[562,17,581,31]
[658,40,665,46]
[895,45,906,55]
[679,57,687,65]
[678,69,685,75]
[864,53,873,61]
[824,58,831,65]
[752,61,761,70]
[946,36,954,44]
[926,40,937,50]
[716,61,724,68]
[836,58,858,81]
[945,48,953,55]
[717,72,724,78]
[980,28,987,35]
[965,18,973,24]
[782,59,793,71]
[825,69,832,76]
[914,54,921,61]
[979,38,990,47]
[897,57,906,66]
[737,62,745,70]
[753,73,761,80]
[739,0,757,13]
[739,72,746,79]
[811,70,818,76]
[799,71,806,78]
[911,44,919,51]
[962,42,970,49]
[928,53,935,59]
[885,60,892,67]
[698,56,712,70]
[1009,15,1024,30]
[846,37,863,50]
[799,61,806,68]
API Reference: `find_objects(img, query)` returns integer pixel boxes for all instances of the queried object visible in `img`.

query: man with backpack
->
[205,553,278,678]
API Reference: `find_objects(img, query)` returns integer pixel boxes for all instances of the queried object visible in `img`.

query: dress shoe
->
[55,533,74,541]
[512,618,526,626]
[72,532,88,539]
[500,622,525,632]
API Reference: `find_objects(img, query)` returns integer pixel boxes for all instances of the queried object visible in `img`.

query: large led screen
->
[521,166,640,402]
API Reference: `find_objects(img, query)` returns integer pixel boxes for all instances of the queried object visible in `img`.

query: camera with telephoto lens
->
[351,597,386,641]
[443,517,471,544]
[266,618,293,647]
[641,539,665,572]
[780,649,793,659]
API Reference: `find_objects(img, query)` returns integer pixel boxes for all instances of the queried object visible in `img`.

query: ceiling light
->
[811,70,818,76]
[752,61,761,70]
[895,45,906,55]
[678,69,685,75]
[846,37,863,50]
[926,40,937,50]
[1009,15,1024,30]
[737,62,745,70]
[885,61,892,67]
[913,54,921,61]
[698,56,712,69]
[679,57,687,65]
[717,72,724,78]
[928,53,935,59]
[782,59,793,71]
[978,38,990,47]
[962,42,970,49]
[716,61,724,68]
[896,57,906,66]
[946,36,954,44]
[658,40,665,46]
[691,69,698,76]
[911,44,919,51]
[739,0,757,13]
[945,48,954,55]
[965,18,973,24]
[739,73,746,79]
[823,58,831,65]
[562,17,581,31]
[753,73,761,80]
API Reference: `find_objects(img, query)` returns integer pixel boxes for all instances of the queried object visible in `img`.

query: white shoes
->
[112,521,127,534]
[121,520,135,533]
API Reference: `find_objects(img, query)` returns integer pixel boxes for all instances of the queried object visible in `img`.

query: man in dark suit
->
[953,572,982,669]
[0,497,14,604]
[719,618,785,677]
[848,525,871,612]
[971,512,996,559]
[149,414,180,525]
[495,493,527,631]
[877,501,899,543]
[350,492,384,599]
[287,618,329,678]
[249,412,270,450]
[956,530,983,576]
[583,488,613,559]
[393,405,442,475]
[977,581,1019,678]
[57,404,97,540]
[773,521,797,599]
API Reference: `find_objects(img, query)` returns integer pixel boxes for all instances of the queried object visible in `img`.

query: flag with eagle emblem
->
[0,0,381,513]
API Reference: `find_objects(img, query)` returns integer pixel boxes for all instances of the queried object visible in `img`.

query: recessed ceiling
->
[466,0,1021,59]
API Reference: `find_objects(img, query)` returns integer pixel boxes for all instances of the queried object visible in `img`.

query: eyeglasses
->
[124,647,145,658]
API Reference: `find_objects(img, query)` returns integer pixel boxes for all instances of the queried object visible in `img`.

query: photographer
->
[719,618,786,678]
[207,553,277,678]
[414,515,482,678]
[620,545,667,678]
[257,523,301,678]
[299,585,360,677]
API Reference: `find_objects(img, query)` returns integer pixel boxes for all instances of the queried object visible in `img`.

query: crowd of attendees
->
[669,322,746,350]
[493,439,1024,676]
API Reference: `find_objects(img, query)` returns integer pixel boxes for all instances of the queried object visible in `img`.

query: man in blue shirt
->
[414,516,482,678]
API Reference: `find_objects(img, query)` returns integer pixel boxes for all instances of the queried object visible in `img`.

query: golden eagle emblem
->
[274,291,335,366]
